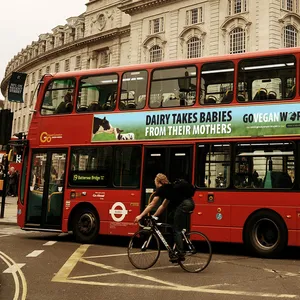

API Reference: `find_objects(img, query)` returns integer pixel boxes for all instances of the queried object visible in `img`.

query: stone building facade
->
[1,0,299,135]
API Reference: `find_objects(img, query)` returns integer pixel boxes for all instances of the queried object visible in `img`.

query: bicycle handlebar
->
[138,215,172,229]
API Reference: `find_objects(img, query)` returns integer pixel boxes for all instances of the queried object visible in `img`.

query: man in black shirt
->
[134,173,195,261]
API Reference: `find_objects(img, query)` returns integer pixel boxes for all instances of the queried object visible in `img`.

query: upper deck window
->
[200,61,234,105]
[150,66,197,108]
[41,78,75,115]
[120,71,148,110]
[77,74,118,112]
[237,55,296,102]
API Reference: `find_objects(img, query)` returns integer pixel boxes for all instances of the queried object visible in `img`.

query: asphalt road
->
[1,225,300,300]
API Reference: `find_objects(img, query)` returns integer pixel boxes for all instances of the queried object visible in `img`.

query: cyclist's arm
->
[134,196,160,222]
[153,199,169,217]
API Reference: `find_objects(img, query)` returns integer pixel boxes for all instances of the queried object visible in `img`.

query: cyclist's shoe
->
[169,256,179,263]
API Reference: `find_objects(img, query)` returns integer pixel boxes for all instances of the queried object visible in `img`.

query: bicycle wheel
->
[127,229,160,269]
[179,231,212,273]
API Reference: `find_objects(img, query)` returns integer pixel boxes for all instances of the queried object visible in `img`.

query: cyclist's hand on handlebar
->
[151,215,158,221]
[134,215,142,224]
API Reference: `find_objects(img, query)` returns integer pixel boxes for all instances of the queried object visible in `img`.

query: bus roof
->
[45,47,300,79]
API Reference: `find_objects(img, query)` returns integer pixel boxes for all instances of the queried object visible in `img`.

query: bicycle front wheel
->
[127,229,160,269]
[179,231,212,273]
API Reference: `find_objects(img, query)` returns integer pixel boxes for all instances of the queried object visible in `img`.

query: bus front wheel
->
[72,208,100,244]
[244,210,287,258]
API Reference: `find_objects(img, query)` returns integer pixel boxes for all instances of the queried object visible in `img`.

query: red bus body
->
[16,47,300,257]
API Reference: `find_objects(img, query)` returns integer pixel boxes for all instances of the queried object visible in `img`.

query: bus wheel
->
[244,210,287,258]
[72,208,99,244]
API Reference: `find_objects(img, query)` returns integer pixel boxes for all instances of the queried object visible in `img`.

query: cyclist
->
[134,173,195,261]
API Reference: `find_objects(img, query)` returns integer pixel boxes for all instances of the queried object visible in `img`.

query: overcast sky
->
[0,0,87,98]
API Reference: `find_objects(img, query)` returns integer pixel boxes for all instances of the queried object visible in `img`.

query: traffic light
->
[0,109,13,145]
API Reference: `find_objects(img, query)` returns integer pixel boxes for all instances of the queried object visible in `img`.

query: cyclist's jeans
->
[173,198,195,255]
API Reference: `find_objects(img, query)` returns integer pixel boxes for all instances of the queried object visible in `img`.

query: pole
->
[0,149,9,218]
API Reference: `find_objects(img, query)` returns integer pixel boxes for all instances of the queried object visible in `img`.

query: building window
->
[46,66,50,74]
[282,0,299,12]
[65,59,70,72]
[186,7,203,25]
[187,37,201,58]
[28,114,32,129]
[228,0,247,15]
[284,25,298,47]
[38,69,42,79]
[149,17,164,34]
[18,117,21,133]
[55,63,60,73]
[22,115,25,132]
[229,27,245,54]
[31,72,35,84]
[24,93,28,107]
[30,90,34,107]
[99,51,109,67]
[149,45,163,62]
[76,56,81,69]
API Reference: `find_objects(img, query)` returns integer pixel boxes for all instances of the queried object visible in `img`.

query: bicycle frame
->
[141,218,188,254]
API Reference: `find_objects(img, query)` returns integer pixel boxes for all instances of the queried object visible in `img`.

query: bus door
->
[142,146,193,222]
[25,150,67,229]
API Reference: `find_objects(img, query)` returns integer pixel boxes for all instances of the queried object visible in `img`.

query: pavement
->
[0,195,17,225]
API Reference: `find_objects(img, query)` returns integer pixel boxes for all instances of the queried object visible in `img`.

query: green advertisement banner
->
[91,103,300,142]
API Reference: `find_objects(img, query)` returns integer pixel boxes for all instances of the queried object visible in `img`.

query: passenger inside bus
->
[55,90,74,114]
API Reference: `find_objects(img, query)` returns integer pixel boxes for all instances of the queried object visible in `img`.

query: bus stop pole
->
[0,152,9,218]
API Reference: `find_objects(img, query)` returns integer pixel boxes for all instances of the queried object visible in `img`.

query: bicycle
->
[127,215,212,273]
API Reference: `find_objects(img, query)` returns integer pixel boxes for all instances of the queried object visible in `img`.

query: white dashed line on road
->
[26,250,44,258]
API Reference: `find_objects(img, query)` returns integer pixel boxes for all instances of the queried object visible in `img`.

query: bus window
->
[41,79,75,115]
[77,74,118,112]
[69,147,113,187]
[196,144,231,188]
[150,66,196,108]
[113,146,141,187]
[120,70,148,110]
[237,55,296,102]
[234,142,295,189]
[200,61,234,105]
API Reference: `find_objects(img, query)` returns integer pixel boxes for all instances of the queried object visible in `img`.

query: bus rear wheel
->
[244,210,287,258]
[72,208,99,244]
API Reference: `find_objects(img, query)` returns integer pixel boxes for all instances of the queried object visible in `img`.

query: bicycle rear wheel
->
[127,229,160,269]
[179,231,212,273]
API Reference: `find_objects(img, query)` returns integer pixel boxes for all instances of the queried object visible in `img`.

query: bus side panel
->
[192,191,231,242]
[63,189,141,236]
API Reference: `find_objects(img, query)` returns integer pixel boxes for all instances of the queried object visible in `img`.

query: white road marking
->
[3,263,25,274]
[0,251,27,300]
[0,252,20,300]
[53,245,300,298]
[0,234,10,238]
[26,250,44,257]
[43,241,57,246]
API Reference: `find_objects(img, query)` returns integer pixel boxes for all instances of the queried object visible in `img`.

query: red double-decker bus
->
[15,47,300,257]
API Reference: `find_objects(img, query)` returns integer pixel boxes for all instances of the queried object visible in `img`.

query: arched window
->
[284,25,298,47]
[229,27,245,54]
[149,45,162,62]
[187,37,201,58]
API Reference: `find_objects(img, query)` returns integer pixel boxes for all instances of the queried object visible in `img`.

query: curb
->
[0,221,18,226]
